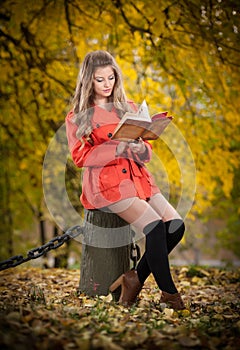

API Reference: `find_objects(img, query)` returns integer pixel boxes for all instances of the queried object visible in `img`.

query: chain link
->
[0,225,141,271]
[0,225,83,271]
[130,241,141,269]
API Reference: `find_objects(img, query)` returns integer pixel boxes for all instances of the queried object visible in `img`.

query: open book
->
[112,100,173,141]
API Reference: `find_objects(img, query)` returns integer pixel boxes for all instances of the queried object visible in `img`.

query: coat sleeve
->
[65,111,118,168]
[138,141,152,163]
[128,141,152,165]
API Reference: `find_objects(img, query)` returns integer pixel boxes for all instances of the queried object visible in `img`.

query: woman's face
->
[93,65,115,103]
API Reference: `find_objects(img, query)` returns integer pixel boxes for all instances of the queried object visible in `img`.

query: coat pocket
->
[89,165,120,194]
[99,165,120,193]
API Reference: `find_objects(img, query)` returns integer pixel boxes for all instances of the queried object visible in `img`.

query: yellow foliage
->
[0,0,239,235]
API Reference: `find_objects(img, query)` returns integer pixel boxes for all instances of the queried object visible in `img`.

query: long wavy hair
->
[71,50,132,140]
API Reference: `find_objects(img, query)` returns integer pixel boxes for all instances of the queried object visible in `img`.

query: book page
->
[120,100,151,124]
[120,112,141,123]
[136,100,151,122]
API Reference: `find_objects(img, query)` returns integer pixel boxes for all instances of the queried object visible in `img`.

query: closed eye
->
[95,75,115,82]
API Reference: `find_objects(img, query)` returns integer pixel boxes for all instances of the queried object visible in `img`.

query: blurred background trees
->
[0,0,239,266]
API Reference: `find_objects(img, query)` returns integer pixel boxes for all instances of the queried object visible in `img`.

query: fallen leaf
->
[178,335,201,347]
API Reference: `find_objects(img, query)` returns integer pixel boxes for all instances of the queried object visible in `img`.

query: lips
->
[103,89,111,93]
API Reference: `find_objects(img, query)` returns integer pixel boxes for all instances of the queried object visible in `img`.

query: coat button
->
[108,132,112,138]
[96,124,100,128]
[122,168,127,173]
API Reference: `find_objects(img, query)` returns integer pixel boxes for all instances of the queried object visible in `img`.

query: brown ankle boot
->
[160,291,185,310]
[109,269,143,307]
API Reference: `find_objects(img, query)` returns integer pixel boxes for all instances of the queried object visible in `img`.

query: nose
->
[104,79,110,87]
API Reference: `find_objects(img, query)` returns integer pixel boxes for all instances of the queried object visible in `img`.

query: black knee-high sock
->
[137,219,185,287]
[137,220,177,294]
[165,219,185,254]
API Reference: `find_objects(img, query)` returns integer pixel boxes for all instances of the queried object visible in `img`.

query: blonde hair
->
[72,50,131,140]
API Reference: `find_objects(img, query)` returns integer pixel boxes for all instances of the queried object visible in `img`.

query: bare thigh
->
[148,193,182,222]
[108,197,161,232]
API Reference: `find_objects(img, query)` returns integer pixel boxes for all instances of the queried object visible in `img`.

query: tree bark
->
[79,209,133,301]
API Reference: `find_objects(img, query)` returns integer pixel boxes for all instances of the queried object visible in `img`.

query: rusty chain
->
[130,241,141,269]
[0,225,141,271]
[0,225,83,271]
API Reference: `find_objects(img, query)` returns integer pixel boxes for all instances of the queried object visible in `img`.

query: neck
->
[94,97,113,111]
[94,97,108,105]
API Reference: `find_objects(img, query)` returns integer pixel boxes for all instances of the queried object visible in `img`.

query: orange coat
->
[65,104,160,209]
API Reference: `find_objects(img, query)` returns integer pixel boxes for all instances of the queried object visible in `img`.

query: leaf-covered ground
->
[0,266,239,350]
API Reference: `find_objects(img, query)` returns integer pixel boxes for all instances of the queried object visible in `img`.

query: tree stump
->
[79,209,133,301]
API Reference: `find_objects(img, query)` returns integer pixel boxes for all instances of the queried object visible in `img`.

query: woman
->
[66,50,185,310]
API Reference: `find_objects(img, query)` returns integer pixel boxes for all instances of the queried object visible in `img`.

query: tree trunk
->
[0,145,14,259]
[53,226,69,268]
[79,209,133,301]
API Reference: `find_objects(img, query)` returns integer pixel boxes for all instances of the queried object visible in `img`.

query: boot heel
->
[109,275,123,292]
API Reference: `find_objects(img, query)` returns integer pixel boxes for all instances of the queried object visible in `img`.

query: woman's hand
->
[116,139,147,156]
[116,141,129,156]
[128,139,146,154]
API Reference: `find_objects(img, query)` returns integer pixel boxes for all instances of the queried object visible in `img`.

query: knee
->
[166,219,185,238]
[178,220,185,240]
